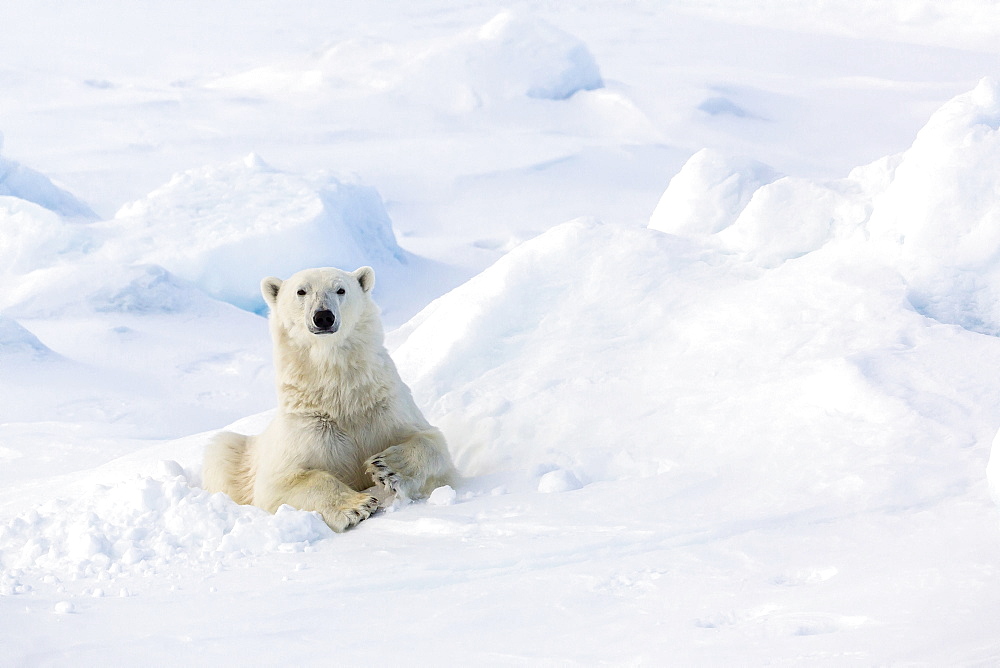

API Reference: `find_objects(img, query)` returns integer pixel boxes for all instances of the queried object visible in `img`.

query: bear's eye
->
[296,288,307,296]
[336,288,346,295]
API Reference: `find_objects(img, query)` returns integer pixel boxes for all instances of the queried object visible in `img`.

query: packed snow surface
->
[3,2,1000,665]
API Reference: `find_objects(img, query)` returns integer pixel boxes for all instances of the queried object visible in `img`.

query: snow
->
[0,462,331,598]
[209,11,603,110]
[426,485,458,506]
[648,148,782,237]
[0,142,96,221]
[105,154,405,313]
[3,1,1000,664]
[867,77,1000,334]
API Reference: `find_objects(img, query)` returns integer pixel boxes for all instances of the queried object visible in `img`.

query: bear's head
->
[261,266,376,344]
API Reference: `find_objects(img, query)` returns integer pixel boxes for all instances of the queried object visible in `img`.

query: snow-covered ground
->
[3,1,1000,664]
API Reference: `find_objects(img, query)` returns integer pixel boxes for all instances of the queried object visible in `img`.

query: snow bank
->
[716,175,873,268]
[0,149,96,220]
[0,314,53,361]
[394,217,968,519]
[0,197,90,276]
[648,148,780,237]
[405,11,604,107]
[0,462,331,594]
[867,77,1000,334]
[650,79,1000,331]
[0,260,218,320]
[106,154,405,312]
[649,148,881,268]
[214,12,603,111]
[0,152,405,316]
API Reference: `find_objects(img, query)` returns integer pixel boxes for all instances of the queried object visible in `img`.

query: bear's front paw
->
[366,455,401,494]
[324,493,379,533]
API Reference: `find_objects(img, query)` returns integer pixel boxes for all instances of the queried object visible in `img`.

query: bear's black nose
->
[313,310,336,330]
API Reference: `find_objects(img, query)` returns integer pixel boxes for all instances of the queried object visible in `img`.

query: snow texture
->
[0,152,97,221]
[866,77,1000,333]
[2,3,1000,665]
[649,148,781,236]
[211,11,603,111]
[107,154,406,312]
[0,314,52,360]
[0,461,331,597]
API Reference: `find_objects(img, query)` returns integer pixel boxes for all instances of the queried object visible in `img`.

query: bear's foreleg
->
[366,429,455,501]
[270,469,380,533]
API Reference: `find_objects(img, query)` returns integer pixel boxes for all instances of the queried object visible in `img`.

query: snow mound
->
[866,77,1000,333]
[426,485,458,506]
[89,264,201,315]
[537,468,583,493]
[647,80,1000,291]
[648,148,781,236]
[0,197,90,276]
[646,148,877,268]
[106,154,405,312]
[0,462,332,593]
[421,11,604,105]
[214,12,603,111]
[394,217,960,517]
[0,315,53,360]
[717,175,873,268]
[1,260,217,319]
[0,145,96,220]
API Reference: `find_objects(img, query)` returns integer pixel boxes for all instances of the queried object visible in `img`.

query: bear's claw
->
[366,457,401,493]
[331,494,379,532]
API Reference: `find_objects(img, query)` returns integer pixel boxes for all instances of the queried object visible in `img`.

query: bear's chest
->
[293,414,373,488]
[303,410,386,458]
[307,413,354,449]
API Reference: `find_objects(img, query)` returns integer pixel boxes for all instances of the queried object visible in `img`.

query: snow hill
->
[3,3,1000,665]
[106,153,406,313]
[209,12,604,111]
[0,137,96,221]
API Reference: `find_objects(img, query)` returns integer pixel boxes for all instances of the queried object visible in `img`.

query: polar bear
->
[202,266,455,532]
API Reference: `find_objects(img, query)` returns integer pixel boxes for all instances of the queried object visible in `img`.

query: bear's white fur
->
[202,266,455,532]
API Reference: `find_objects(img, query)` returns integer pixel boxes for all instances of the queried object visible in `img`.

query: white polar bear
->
[202,266,455,532]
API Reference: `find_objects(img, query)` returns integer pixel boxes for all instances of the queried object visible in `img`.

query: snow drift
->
[105,154,405,312]
[0,136,96,220]
[3,8,1000,663]
[0,461,331,596]
[0,314,53,361]
[651,78,1000,334]
[0,197,91,277]
[648,148,781,237]
[392,217,985,520]
[211,12,603,112]
[866,77,1000,334]
[402,11,604,107]
[0,152,406,316]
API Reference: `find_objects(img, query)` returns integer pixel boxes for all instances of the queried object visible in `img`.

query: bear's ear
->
[353,266,375,294]
[261,277,283,307]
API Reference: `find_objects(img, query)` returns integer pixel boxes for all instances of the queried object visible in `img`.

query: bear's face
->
[261,266,375,343]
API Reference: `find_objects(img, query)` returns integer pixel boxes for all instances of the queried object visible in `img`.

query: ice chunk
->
[537,469,583,493]
[427,485,458,506]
